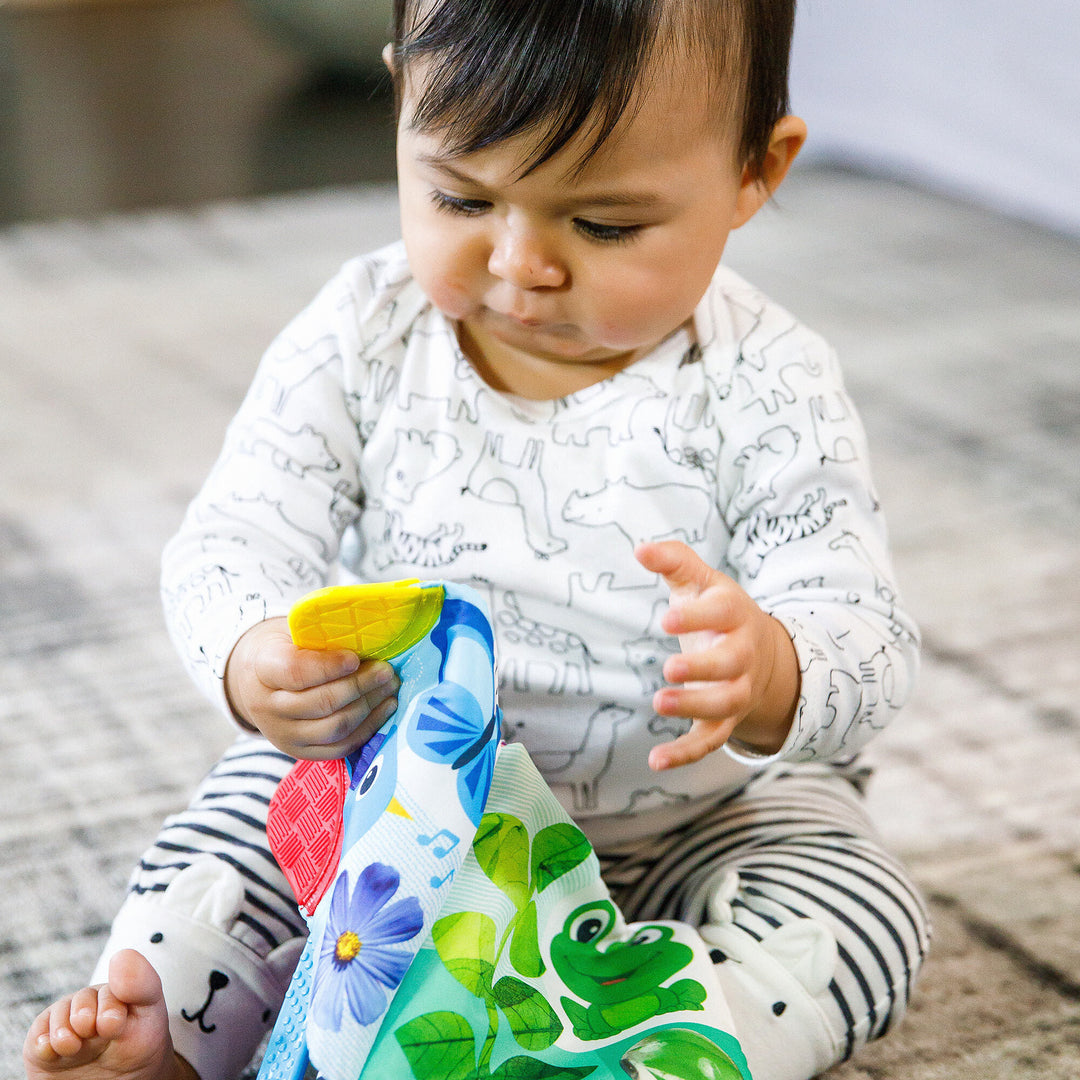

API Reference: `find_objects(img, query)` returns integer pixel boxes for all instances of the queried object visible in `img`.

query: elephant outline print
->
[548,371,666,447]
[383,428,462,503]
[398,354,486,423]
[821,645,899,751]
[809,393,860,465]
[744,353,825,417]
[730,424,800,516]
[562,478,713,548]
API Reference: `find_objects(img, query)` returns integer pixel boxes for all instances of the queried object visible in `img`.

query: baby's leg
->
[605,764,930,1080]
[24,949,196,1080]
[86,735,305,1080]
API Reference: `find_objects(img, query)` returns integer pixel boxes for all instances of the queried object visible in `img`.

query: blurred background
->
[0,0,1077,234]
[1,3,1078,1078]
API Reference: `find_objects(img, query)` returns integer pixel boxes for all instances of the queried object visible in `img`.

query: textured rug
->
[2,169,1079,1078]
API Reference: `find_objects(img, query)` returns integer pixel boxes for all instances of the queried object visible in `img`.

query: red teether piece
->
[268,758,348,916]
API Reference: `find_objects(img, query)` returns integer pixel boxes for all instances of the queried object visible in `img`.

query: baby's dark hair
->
[391,0,796,179]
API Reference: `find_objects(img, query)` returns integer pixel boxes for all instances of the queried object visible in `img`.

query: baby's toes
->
[67,986,104,1040]
[24,1008,62,1064]
[46,997,86,1056]
[91,983,130,1040]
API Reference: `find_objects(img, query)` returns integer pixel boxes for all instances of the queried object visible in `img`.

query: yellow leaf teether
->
[288,579,445,659]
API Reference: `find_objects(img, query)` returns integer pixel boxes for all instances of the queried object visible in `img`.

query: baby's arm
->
[636,541,799,771]
[161,266,377,726]
[225,618,399,760]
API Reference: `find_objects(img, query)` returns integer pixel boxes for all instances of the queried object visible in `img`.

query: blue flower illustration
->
[311,862,424,1031]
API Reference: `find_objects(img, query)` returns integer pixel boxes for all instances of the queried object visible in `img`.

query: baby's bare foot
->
[24,950,197,1080]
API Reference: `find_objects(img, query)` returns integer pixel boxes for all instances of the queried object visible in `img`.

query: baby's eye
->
[430,190,490,216]
[573,218,644,245]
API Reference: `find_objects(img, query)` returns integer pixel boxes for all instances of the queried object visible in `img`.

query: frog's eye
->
[629,926,666,947]
[568,903,615,944]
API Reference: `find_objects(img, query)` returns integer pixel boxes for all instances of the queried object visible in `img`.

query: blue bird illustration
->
[340,726,407,852]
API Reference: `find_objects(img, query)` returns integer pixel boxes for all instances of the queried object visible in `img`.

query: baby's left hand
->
[635,541,800,771]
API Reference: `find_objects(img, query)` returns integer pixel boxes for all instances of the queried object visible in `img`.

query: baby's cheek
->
[591,288,684,350]
[416,271,475,322]
[593,311,671,352]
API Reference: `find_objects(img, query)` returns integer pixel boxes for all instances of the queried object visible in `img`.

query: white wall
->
[790,0,1080,235]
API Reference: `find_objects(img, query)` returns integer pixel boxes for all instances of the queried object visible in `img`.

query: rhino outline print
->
[562,478,713,548]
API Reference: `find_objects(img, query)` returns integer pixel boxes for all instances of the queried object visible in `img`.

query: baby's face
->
[395,56,760,400]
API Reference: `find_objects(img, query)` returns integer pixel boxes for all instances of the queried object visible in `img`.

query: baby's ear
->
[731,115,807,229]
[382,42,395,73]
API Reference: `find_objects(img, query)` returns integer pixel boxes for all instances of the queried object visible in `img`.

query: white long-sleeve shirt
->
[162,242,918,845]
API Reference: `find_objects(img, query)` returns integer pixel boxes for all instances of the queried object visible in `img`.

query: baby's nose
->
[488,226,565,289]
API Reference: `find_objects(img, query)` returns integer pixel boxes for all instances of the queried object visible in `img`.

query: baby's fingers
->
[291,693,401,760]
[662,638,752,686]
[661,584,745,637]
[262,644,362,693]
[635,540,717,594]
[648,717,741,771]
[653,677,750,726]
[270,659,398,720]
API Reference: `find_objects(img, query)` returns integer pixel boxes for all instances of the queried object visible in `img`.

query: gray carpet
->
[2,168,1079,1078]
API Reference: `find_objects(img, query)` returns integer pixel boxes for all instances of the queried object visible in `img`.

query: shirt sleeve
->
[160,269,368,718]
[710,296,919,765]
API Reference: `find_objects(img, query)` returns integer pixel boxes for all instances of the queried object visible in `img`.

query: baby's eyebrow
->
[575,190,666,209]
[416,154,477,185]
[417,151,668,212]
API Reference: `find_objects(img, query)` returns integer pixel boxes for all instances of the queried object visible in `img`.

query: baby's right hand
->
[223,617,399,760]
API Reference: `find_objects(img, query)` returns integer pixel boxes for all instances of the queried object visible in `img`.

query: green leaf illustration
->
[474,812,531,908]
[395,1011,478,1080]
[530,823,592,893]
[433,911,497,998]
[619,1028,745,1080]
[491,975,562,1050]
[445,957,496,1000]
[489,1055,597,1079]
[434,911,497,965]
[508,900,545,978]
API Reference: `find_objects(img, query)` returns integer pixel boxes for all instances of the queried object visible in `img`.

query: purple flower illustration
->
[311,862,424,1030]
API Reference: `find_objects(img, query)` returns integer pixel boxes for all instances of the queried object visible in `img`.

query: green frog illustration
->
[550,900,707,1041]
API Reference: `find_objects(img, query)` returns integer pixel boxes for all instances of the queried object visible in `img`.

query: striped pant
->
[600,762,930,1075]
[107,736,929,1080]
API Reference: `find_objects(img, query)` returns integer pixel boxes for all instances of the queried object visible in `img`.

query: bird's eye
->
[357,755,383,796]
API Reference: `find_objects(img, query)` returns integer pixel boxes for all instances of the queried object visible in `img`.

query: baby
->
[25,2,929,1079]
